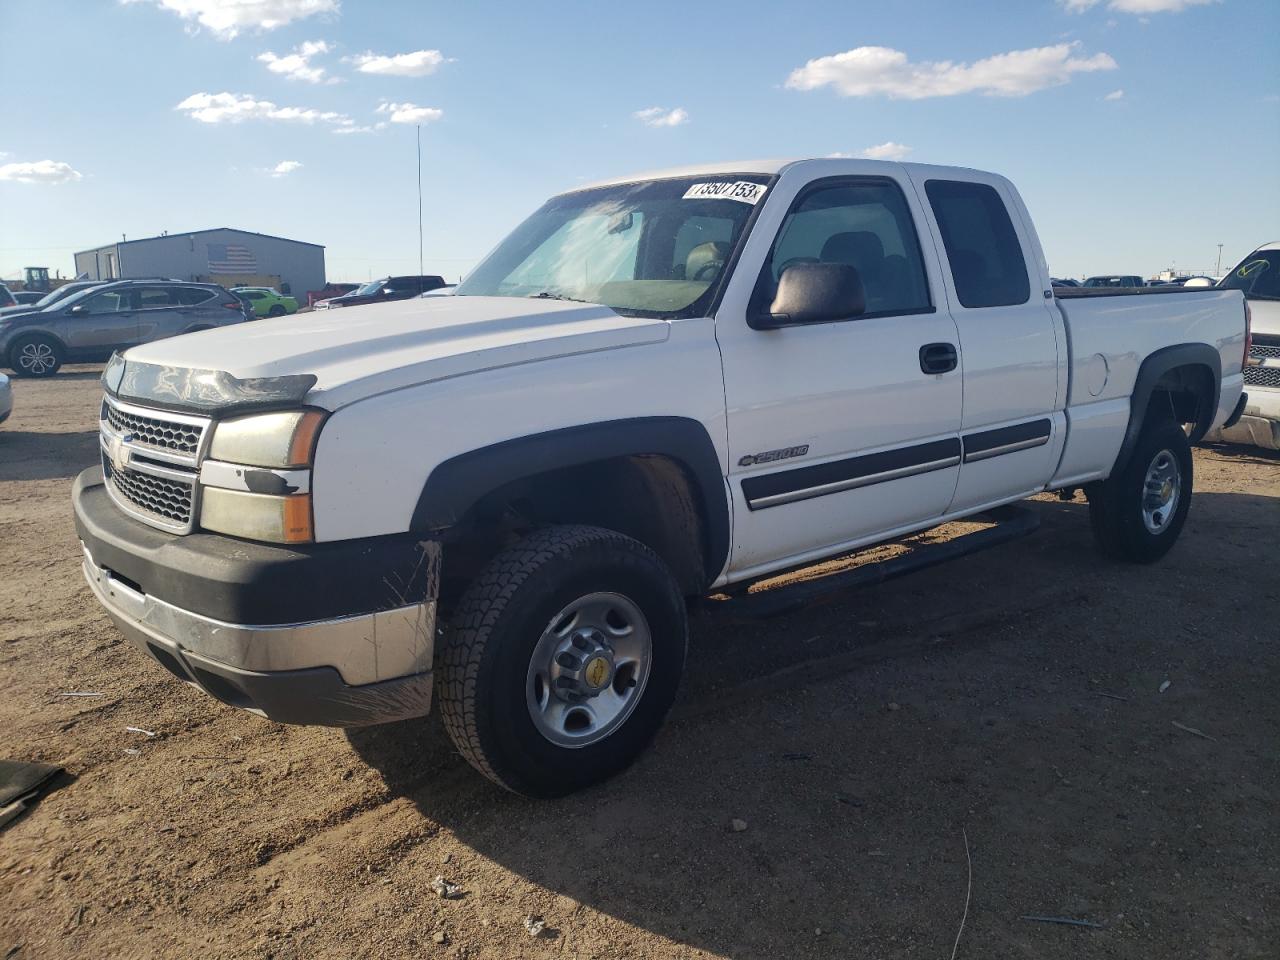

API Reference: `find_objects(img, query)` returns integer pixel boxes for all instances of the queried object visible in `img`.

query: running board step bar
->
[716,504,1041,619]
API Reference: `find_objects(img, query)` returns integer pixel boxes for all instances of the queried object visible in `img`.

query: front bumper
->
[1204,388,1280,451]
[73,467,440,726]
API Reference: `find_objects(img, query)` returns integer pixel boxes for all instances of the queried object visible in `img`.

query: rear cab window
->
[924,180,1030,308]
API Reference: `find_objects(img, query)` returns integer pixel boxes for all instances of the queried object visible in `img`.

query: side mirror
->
[70,304,88,315]
[759,262,865,328]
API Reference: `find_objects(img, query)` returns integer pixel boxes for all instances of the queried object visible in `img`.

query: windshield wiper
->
[529,291,590,303]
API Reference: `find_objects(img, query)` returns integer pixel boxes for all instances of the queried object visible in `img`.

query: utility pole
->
[1216,243,1223,276]
[417,124,427,284]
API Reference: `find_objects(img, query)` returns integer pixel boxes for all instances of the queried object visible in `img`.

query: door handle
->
[919,343,958,375]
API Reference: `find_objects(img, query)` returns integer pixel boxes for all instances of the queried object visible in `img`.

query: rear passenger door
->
[132,285,192,344]
[911,173,1065,513]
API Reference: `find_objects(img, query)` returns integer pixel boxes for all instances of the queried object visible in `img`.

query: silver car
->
[0,280,254,378]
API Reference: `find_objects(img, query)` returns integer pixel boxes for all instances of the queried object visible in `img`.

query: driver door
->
[714,172,963,579]
[58,288,139,357]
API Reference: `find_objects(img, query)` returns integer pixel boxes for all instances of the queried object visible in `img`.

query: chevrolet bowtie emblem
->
[110,433,132,473]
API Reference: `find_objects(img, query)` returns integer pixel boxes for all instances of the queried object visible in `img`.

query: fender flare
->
[1115,342,1220,471]
[411,416,730,584]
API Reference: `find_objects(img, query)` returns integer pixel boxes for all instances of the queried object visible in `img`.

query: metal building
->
[74,228,325,299]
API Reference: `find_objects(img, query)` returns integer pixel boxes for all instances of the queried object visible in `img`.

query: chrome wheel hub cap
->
[19,342,55,374]
[1141,449,1181,535]
[526,592,652,748]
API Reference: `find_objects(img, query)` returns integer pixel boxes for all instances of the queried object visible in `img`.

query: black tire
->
[8,334,64,378]
[438,525,687,797]
[1086,417,1192,563]
[267,304,286,317]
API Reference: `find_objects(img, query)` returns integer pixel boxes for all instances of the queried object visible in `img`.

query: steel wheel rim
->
[526,591,652,749]
[1141,448,1181,535]
[18,342,55,374]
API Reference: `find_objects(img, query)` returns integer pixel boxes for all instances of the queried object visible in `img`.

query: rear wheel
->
[437,525,687,797]
[8,335,64,378]
[1087,417,1192,563]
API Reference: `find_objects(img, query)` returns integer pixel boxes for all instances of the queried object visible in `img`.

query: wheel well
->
[6,330,66,361]
[1148,362,1215,439]
[438,454,711,607]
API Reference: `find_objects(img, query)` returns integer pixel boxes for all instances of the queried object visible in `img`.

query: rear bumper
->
[73,467,440,726]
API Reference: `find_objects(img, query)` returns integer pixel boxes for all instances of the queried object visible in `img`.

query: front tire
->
[8,334,64,378]
[1087,417,1192,563]
[437,525,687,797]
[267,304,286,317]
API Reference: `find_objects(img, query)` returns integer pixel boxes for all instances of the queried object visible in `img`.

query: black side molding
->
[413,417,730,585]
[742,438,960,510]
[962,418,1052,462]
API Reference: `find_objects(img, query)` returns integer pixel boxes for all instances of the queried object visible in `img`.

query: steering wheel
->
[692,260,724,282]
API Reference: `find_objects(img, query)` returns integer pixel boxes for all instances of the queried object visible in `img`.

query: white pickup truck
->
[73,158,1249,797]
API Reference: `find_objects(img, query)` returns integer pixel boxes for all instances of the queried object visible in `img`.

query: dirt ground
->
[1,365,1277,960]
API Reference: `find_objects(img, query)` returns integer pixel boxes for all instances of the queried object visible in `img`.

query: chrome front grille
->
[100,395,210,533]
[1245,341,1280,389]
[102,458,194,525]
[102,401,204,454]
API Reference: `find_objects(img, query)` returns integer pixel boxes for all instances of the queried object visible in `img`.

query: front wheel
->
[8,334,64,377]
[437,525,687,797]
[267,304,286,317]
[1086,417,1192,563]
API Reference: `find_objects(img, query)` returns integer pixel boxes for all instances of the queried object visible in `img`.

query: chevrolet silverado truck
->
[1207,242,1278,449]
[73,159,1250,797]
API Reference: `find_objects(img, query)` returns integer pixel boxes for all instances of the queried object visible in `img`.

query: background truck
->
[1208,241,1278,449]
[73,158,1249,797]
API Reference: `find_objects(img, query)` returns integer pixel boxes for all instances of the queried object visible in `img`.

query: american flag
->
[207,243,257,274]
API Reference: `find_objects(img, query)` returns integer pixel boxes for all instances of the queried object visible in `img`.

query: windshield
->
[455,175,772,318]
[56,284,121,308]
[1218,250,1280,300]
[353,280,386,296]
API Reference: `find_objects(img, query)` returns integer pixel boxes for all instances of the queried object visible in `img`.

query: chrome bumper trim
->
[81,543,435,687]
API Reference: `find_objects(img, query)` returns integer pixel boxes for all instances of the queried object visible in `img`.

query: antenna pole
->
[416,125,424,284]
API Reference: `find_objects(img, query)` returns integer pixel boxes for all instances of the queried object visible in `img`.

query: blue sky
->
[1,0,1276,286]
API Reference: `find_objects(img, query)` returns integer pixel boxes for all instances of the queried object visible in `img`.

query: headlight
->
[200,409,326,543]
[208,410,325,468]
[201,488,314,544]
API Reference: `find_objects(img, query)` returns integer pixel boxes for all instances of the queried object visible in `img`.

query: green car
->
[232,287,299,318]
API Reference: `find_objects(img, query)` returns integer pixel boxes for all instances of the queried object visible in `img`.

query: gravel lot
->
[1,365,1277,960]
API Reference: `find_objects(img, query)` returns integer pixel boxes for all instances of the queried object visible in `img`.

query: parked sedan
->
[12,291,45,305]
[313,274,446,309]
[0,279,253,378]
[231,287,299,317]
[0,372,11,425]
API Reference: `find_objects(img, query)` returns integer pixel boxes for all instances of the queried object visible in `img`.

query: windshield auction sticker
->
[682,181,767,205]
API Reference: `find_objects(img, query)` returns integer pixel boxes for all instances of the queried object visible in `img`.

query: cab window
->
[925,180,1031,308]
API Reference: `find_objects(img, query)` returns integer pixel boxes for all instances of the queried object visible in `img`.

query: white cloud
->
[0,160,83,184]
[375,101,444,124]
[1060,0,1216,13]
[785,42,1116,99]
[633,106,689,127]
[257,40,335,83]
[122,0,339,39]
[270,160,303,176]
[331,122,387,135]
[1103,88,1125,100]
[859,141,913,161]
[176,91,352,125]
[346,49,446,77]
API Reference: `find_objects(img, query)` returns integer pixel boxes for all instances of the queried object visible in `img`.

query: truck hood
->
[121,295,670,411]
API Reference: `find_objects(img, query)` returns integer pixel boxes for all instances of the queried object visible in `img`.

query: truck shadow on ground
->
[0,430,99,482]
[347,491,1280,957]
